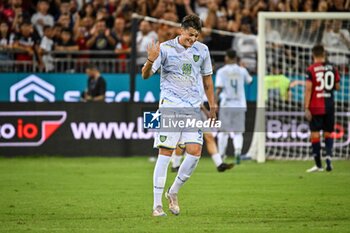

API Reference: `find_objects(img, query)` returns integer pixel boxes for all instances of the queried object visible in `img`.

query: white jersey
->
[198,75,208,103]
[215,64,252,109]
[151,36,212,107]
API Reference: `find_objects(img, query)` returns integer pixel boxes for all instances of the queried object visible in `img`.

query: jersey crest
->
[193,55,200,62]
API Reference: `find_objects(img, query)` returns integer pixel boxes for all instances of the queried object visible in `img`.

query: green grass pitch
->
[0,157,349,233]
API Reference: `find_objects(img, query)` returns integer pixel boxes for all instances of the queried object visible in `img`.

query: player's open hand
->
[305,109,312,121]
[147,40,160,62]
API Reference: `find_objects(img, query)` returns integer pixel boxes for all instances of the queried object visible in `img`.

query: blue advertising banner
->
[0,73,257,102]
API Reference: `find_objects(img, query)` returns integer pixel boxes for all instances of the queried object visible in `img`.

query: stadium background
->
[0,1,350,232]
[2,0,348,157]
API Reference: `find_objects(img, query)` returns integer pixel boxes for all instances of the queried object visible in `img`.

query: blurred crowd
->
[0,0,349,73]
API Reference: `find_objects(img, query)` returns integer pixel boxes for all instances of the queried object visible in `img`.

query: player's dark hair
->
[312,44,325,57]
[226,49,236,59]
[181,14,202,32]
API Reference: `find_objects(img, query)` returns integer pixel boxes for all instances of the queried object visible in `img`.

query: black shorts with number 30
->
[310,111,335,132]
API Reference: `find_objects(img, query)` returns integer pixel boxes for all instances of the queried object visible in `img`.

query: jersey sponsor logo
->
[10,75,55,102]
[182,64,192,75]
[0,111,66,147]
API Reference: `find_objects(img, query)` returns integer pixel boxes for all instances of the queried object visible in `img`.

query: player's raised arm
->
[141,41,160,79]
[203,75,217,119]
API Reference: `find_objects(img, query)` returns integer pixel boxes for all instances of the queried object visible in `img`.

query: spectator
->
[38,25,54,72]
[12,21,39,71]
[55,0,74,29]
[81,64,106,102]
[226,0,242,32]
[322,20,350,65]
[3,0,23,25]
[55,28,79,72]
[0,21,14,69]
[206,14,234,62]
[134,0,148,17]
[96,6,114,28]
[74,16,93,50]
[115,30,131,72]
[79,2,96,18]
[106,0,118,16]
[136,20,158,65]
[0,21,14,52]
[327,0,350,11]
[175,0,195,20]
[56,28,79,51]
[265,21,283,74]
[232,22,257,74]
[194,0,210,21]
[111,17,126,44]
[3,0,31,33]
[92,0,105,10]
[57,13,72,30]
[303,0,314,12]
[86,19,116,55]
[52,23,63,43]
[31,0,54,37]
[157,12,179,43]
[152,0,178,18]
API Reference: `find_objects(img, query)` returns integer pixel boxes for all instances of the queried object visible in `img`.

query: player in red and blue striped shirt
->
[304,44,340,173]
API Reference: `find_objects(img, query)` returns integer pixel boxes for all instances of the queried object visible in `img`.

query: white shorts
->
[219,108,246,133]
[153,100,203,149]
[154,130,203,149]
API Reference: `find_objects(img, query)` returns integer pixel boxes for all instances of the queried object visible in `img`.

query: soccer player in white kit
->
[215,50,252,164]
[142,15,217,217]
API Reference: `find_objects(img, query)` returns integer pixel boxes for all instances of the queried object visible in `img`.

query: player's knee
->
[185,144,202,156]
[310,132,321,140]
[204,132,214,142]
[175,145,185,156]
[324,131,333,139]
[159,148,174,156]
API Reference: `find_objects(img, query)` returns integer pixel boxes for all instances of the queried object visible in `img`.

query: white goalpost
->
[254,12,350,163]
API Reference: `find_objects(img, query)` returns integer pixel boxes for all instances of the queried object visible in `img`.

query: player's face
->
[180,27,199,48]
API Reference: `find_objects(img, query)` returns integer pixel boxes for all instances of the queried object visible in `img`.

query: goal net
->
[255,13,350,162]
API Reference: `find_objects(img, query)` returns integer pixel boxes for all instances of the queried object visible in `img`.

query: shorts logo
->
[0,111,66,147]
[143,110,161,129]
[159,135,167,142]
[193,55,200,62]
[10,75,55,102]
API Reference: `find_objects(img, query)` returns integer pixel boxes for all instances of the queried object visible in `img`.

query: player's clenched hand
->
[147,40,160,62]
[305,109,312,121]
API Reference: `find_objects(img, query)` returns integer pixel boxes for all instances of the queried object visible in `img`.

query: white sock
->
[169,153,200,194]
[218,132,229,156]
[211,153,223,167]
[153,154,171,209]
[233,133,243,156]
[172,153,183,168]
